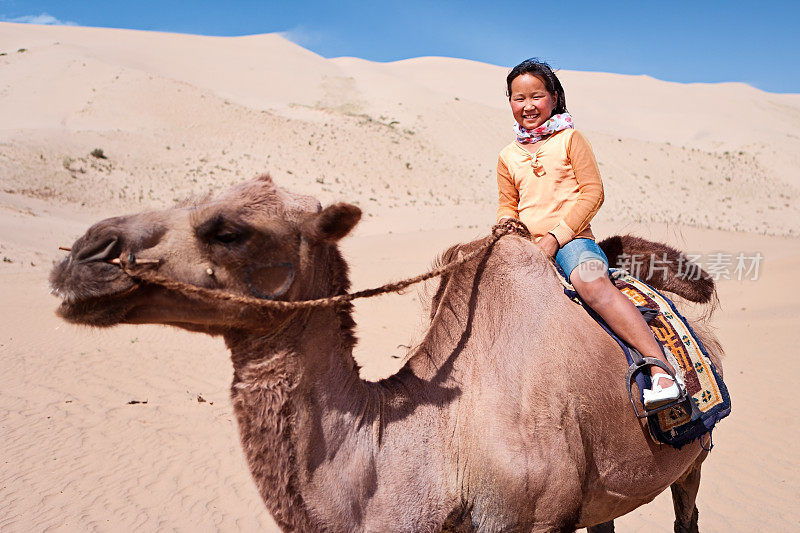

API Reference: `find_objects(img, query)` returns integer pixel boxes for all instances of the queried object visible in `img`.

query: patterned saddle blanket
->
[560,267,731,449]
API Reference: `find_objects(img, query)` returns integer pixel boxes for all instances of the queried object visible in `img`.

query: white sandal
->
[643,372,683,408]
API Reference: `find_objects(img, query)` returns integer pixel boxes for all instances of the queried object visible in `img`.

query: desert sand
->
[1,22,799,531]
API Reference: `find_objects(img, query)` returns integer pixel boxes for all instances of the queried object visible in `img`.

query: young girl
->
[496,58,681,408]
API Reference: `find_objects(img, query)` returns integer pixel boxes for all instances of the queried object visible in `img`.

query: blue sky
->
[2,0,798,93]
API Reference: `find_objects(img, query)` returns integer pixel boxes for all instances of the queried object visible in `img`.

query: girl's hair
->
[506,58,568,115]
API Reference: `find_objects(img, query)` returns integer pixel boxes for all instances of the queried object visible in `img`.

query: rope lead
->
[118,223,522,311]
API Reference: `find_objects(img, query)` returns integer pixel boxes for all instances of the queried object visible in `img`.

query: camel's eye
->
[213,231,241,245]
[195,213,250,247]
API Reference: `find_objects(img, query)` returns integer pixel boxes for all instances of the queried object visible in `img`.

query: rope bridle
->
[108,222,528,311]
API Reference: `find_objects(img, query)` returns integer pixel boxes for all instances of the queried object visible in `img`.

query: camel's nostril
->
[76,236,120,264]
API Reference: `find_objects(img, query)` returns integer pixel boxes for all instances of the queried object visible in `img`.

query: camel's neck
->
[225,306,378,531]
[221,240,509,530]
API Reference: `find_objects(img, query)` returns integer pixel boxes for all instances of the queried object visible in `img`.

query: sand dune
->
[2,22,798,235]
[1,21,799,531]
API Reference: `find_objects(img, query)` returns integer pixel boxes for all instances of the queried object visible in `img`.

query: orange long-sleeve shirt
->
[496,128,604,246]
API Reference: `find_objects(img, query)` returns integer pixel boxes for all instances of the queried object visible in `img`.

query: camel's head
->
[50,175,361,332]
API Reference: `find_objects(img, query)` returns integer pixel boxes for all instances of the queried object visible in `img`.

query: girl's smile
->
[509,73,557,130]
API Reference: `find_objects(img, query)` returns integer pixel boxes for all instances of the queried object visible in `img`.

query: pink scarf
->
[514,113,574,144]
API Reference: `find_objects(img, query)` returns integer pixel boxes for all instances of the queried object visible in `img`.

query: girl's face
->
[509,73,557,130]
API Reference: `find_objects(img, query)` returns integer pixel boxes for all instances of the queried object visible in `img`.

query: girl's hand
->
[536,233,559,257]
[496,217,531,239]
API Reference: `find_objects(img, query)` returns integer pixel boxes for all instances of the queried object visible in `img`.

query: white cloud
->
[4,13,78,26]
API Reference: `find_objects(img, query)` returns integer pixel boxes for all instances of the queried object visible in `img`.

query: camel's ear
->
[302,203,361,242]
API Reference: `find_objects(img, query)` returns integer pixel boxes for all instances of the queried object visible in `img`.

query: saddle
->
[559,266,731,449]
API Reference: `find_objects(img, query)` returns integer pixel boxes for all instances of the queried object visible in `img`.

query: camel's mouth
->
[55,288,141,326]
[50,256,141,326]
[50,277,138,304]
[50,260,234,330]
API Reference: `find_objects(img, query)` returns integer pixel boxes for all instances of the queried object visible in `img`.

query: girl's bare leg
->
[569,261,675,388]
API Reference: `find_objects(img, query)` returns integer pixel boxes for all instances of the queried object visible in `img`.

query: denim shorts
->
[555,237,609,280]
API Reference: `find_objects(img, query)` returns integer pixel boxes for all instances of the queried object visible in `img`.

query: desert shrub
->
[90,148,107,159]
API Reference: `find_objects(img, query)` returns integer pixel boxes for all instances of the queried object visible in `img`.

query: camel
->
[50,175,721,532]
